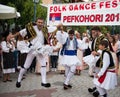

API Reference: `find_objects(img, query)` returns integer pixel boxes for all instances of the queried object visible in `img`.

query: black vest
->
[96,49,115,69]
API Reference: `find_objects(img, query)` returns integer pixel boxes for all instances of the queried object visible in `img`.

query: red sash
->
[98,70,115,83]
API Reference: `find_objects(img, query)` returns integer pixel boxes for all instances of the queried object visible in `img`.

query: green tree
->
[36,3,47,22]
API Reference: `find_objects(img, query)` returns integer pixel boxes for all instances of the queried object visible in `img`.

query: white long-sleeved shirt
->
[19,25,44,50]
[97,52,110,77]
[1,41,15,52]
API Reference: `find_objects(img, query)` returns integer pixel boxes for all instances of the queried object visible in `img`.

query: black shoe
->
[102,94,107,97]
[41,83,51,88]
[88,87,96,93]
[68,84,72,88]
[3,80,7,82]
[63,84,72,88]
[89,75,94,78]
[93,91,99,97]
[63,84,69,90]
[16,81,21,88]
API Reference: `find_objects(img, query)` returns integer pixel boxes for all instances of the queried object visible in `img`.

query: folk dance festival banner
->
[47,0,120,26]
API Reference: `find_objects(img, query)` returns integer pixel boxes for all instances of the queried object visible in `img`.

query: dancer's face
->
[99,44,104,50]
[91,30,98,39]
[69,34,74,40]
[36,19,44,30]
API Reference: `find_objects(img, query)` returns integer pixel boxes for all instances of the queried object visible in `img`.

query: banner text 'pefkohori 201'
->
[47,0,120,26]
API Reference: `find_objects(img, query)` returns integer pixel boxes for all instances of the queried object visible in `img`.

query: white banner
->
[47,0,120,26]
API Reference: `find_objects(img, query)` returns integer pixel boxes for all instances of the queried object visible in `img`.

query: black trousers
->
[50,55,58,68]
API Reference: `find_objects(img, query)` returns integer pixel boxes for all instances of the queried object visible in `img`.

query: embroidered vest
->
[42,26,48,44]
[96,49,115,69]
[60,37,78,55]
[25,22,48,44]
[25,22,37,41]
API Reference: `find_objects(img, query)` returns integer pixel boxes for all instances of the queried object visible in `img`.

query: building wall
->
[42,0,53,4]
[42,0,63,4]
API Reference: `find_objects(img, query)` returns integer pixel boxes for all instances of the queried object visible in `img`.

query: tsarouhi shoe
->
[63,84,72,90]
[63,84,69,90]
[102,93,107,97]
[41,83,51,87]
[68,84,72,88]
[88,87,96,93]
[16,81,21,88]
[63,84,72,88]
[93,91,99,97]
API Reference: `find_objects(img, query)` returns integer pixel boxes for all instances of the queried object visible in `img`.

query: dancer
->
[86,26,106,96]
[7,18,54,88]
[57,29,87,90]
[93,40,117,97]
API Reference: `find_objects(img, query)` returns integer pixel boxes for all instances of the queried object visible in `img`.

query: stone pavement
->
[0,70,120,97]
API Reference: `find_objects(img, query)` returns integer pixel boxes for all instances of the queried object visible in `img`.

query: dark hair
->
[100,40,109,48]
[57,24,63,30]
[68,29,74,35]
[110,35,116,46]
[37,17,44,21]
[91,26,101,32]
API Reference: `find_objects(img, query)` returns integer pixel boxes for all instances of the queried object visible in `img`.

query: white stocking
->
[41,67,47,84]
[18,68,26,82]
[37,54,47,84]
[64,65,76,85]
[65,66,70,77]
[17,52,35,82]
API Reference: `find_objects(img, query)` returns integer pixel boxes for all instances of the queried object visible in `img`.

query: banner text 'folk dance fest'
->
[47,0,120,25]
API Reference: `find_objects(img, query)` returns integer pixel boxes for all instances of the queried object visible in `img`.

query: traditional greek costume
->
[56,31,85,88]
[93,49,117,96]
[16,23,55,88]
[84,34,106,76]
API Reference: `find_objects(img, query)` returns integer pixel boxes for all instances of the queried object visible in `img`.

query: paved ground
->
[0,69,120,97]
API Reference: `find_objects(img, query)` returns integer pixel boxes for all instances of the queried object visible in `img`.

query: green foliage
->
[99,26,107,34]
[21,0,34,24]
[36,4,47,21]
[68,26,87,34]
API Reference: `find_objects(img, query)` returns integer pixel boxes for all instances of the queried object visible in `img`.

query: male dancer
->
[88,26,113,97]
[57,29,87,90]
[7,18,52,88]
[93,40,117,97]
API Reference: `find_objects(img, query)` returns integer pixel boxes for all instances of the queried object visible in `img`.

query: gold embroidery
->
[42,26,48,41]
[25,22,37,41]
[95,35,105,51]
